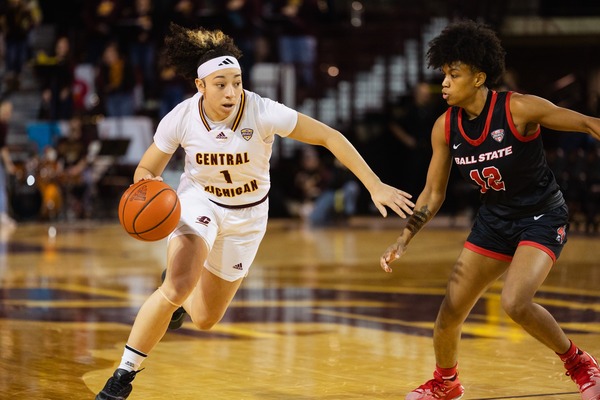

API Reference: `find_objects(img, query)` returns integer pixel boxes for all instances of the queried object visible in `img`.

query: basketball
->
[118,180,181,241]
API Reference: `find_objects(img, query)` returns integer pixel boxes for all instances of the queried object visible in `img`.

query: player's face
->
[440,62,484,107]
[196,68,243,121]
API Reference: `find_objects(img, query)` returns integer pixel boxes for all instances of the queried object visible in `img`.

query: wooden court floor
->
[1,217,600,399]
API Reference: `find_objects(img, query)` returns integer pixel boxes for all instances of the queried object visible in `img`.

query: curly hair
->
[163,22,243,81]
[427,19,506,86]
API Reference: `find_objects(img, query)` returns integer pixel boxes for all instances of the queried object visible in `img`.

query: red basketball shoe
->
[406,371,464,400]
[565,350,600,400]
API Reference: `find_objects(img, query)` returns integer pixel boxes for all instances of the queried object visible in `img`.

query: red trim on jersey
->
[518,240,557,263]
[505,91,540,142]
[458,91,498,147]
[445,108,452,145]
[465,241,513,262]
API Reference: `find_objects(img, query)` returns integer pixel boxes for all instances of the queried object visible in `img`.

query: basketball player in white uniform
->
[96,23,414,400]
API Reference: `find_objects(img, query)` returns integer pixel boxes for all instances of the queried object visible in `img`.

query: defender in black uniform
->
[380,20,600,400]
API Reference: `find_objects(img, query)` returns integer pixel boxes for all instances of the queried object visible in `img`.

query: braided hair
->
[163,22,243,81]
[427,19,506,87]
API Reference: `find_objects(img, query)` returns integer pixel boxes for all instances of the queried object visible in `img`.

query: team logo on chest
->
[241,128,254,141]
[491,129,505,143]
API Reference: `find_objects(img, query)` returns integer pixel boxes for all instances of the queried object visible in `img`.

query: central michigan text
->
[205,180,259,198]
[196,152,250,165]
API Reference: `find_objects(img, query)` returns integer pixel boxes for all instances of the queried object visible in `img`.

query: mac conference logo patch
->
[241,128,254,141]
[491,129,505,142]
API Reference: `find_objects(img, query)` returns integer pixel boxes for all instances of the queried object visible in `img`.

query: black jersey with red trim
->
[445,90,564,219]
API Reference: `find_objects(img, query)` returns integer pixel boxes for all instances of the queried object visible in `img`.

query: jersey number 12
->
[469,166,506,193]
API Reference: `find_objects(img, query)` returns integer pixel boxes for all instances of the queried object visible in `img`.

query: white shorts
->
[168,187,269,282]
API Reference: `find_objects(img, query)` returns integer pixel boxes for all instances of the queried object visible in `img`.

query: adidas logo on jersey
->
[232,263,243,270]
[215,132,228,140]
[218,58,235,66]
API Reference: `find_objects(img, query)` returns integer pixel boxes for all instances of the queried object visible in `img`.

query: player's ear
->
[195,78,205,93]
[474,71,487,87]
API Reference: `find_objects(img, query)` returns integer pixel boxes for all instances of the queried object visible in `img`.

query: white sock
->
[118,344,147,372]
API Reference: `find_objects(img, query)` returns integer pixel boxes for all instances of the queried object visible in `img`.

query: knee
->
[191,314,222,331]
[160,280,194,307]
[501,294,529,321]
[436,299,467,331]
[158,285,188,308]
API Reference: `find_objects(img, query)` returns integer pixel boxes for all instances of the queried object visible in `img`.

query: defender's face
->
[440,62,482,107]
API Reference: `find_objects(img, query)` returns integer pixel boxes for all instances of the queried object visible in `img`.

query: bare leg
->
[126,234,206,354]
[184,267,244,330]
[501,245,571,354]
[434,248,508,368]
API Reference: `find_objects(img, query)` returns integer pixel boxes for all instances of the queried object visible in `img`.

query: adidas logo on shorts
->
[232,263,243,270]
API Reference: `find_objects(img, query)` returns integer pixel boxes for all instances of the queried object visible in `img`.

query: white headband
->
[197,56,241,79]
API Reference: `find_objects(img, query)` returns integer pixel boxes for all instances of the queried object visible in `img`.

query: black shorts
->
[465,204,569,263]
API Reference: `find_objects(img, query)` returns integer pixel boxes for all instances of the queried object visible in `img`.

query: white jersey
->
[154,90,298,207]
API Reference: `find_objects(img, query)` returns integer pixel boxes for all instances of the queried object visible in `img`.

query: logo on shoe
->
[581,382,593,390]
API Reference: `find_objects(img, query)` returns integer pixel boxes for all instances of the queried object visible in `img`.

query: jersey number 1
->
[469,166,505,193]
[220,170,233,184]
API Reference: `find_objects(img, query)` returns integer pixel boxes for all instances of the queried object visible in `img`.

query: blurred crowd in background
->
[0,0,599,234]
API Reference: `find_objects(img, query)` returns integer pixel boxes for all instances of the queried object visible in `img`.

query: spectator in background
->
[95,41,136,117]
[388,81,444,195]
[156,57,188,119]
[0,99,17,228]
[287,146,324,220]
[55,115,97,219]
[167,0,201,29]
[120,0,160,105]
[287,146,360,226]
[217,0,264,90]
[308,157,360,227]
[269,0,325,97]
[35,35,75,121]
[82,0,123,64]
[0,0,42,91]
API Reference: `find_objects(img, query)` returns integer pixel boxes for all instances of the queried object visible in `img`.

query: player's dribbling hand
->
[370,183,414,218]
[136,174,164,183]
[379,240,407,273]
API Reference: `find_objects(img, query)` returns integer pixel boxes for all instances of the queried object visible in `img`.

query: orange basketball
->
[118,180,181,241]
